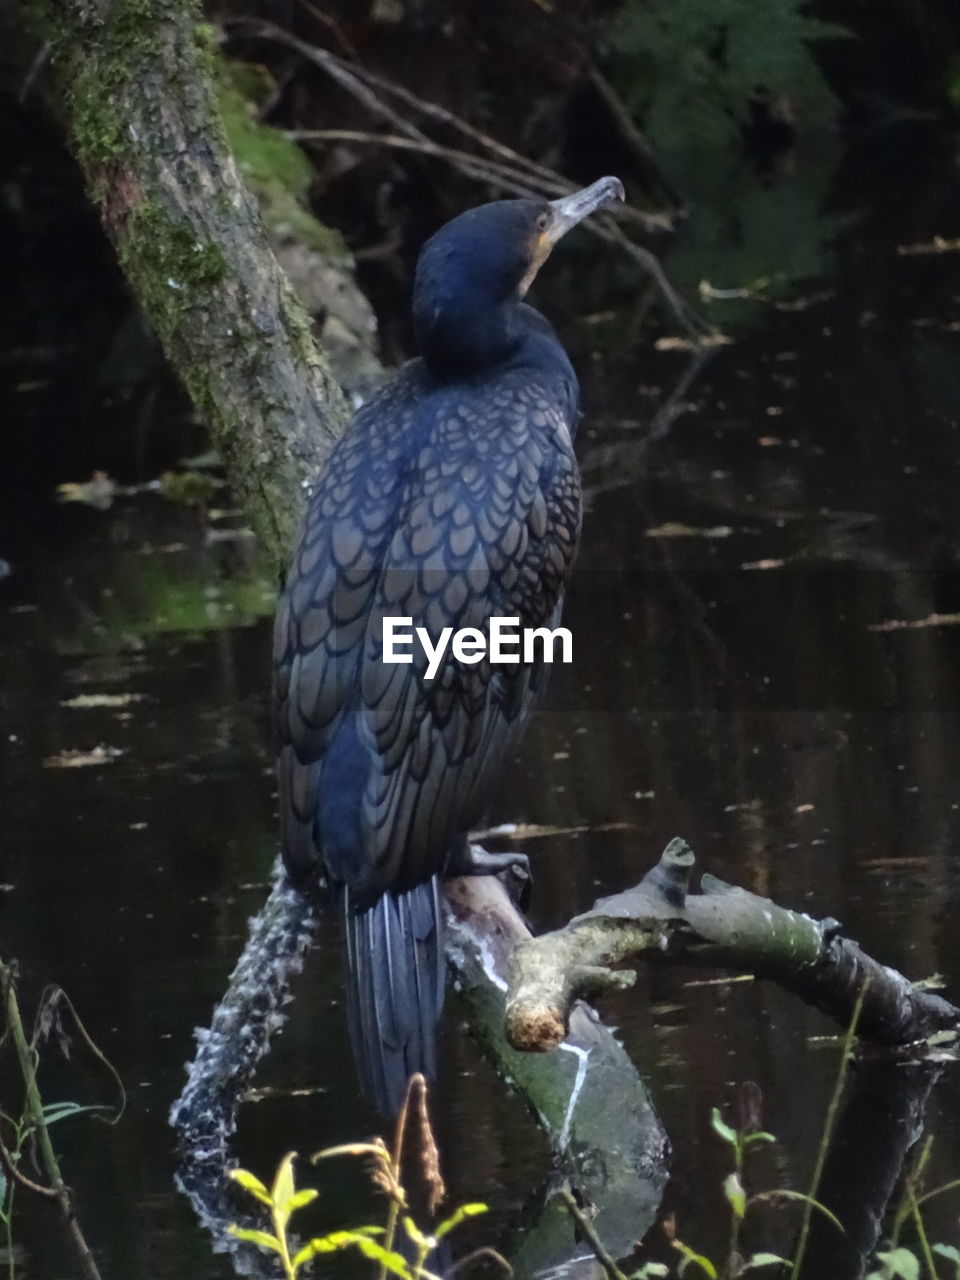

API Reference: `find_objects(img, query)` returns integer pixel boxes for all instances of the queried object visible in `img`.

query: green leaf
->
[871,1249,920,1280]
[41,1101,111,1126]
[351,1238,415,1277]
[295,1228,389,1263]
[271,1151,297,1220]
[298,1233,413,1278]
[226,1225,282,1253]
[710,1107,738,1147]
[287,1187,318,1213]
[673,1240,719,1278]
[228,1168,272,1206]
[402,1216,431,1250]
[435,1203,488,1240]
[293,1234,355,1269]
[742,1255,790,1272]
[312,1142,385,1162]
[933,1244,960,1280]
[292,1243,318,1269]
[631,1265,669,1278]
[742,1131,777,1147]
[723,1172,746,1220]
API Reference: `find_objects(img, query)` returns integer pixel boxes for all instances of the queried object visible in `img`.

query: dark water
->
[4,129,960,1277]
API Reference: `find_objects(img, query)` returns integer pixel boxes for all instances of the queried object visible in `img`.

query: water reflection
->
[3,143,960,1275]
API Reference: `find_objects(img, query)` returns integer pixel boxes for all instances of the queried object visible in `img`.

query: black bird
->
[273,175,625,1115]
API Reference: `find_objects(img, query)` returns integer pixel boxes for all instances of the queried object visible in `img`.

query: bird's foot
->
[445,841,531,908]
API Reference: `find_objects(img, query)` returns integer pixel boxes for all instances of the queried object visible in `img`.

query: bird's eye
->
[537,212,549,231]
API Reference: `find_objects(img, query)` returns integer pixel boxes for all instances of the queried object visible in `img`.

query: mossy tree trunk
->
[27,0,348,572]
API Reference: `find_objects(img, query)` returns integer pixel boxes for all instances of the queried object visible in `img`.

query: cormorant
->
[273,175,625,1115]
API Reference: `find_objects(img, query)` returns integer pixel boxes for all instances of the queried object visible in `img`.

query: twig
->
[586,67,686,212]
[588,216,716,336]
[446,1246,512,1276]
[291,128,564,200]
[790,985,867,1280]
[228,20,712,339]
[228,20,433,145]
[645,343,718,440]
[33,986,126,1126]
[557,1188,629,1280]
[0,961,103,1280]
[18,39,53,103]
[317,43,574,188]
[293,0,360,60]
[0,1134,57,1198]
[289,129,668,234]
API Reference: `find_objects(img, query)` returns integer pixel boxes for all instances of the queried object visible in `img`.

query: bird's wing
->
[274,365,427,876]
[355,373,581,893]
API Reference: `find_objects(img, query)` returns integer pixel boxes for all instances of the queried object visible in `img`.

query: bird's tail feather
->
[343,877,445,1116]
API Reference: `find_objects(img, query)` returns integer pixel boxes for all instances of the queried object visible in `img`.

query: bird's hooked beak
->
[519,175,625,296]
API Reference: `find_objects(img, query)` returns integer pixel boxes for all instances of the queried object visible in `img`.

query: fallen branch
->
[505,837,959,1054]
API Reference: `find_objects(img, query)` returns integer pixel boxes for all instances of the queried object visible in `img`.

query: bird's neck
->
[415,297,579,432]
[415,295,522,381]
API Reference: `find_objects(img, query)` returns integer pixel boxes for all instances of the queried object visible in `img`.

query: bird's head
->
[413,176,625,376]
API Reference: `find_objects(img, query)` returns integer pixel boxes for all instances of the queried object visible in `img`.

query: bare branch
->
[232,19,712,339]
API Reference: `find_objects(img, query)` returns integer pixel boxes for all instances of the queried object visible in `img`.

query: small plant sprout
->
[710,1107,776,1176]
[228,1075,503,1280]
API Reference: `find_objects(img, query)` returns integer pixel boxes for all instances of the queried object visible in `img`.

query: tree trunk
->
[27,0,348,572]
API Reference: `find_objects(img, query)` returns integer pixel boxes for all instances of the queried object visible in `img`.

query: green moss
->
[72,549,276,648]
[119,203,228,336]
[69,46,131,169]
[218,67,348,260]
[219,75,312,195]
[192,21,228,103]
[64,0,164,162]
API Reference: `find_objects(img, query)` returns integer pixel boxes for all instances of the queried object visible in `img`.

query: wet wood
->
[443,872,669,1270]
[505,837,960,1054]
